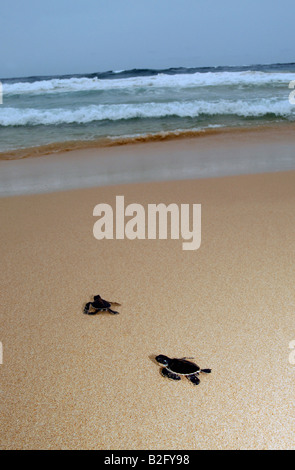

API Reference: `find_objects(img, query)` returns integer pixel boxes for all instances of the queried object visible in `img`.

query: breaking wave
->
[3,71,295,96]
[0,99,293,126]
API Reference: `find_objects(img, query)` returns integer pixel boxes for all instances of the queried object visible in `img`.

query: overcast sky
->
[0,0,294,79]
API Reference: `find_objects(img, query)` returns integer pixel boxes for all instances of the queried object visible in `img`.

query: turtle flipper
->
[84,302,91,314]
[84,302,99,315]
[187,374,200,385]
[107,308,120,315]
[110,301,121,307]
[201,369,212,374]
[161,368,181,381]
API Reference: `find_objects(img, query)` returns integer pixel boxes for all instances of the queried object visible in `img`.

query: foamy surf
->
[3,70,295,95]
[0,99,293,127]
[0,63,294,152]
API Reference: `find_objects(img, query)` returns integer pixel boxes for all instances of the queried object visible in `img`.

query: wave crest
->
[3,71,295,95]
[0,99,293,126]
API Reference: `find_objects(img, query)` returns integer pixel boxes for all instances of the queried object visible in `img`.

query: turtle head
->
[155,355,170,366]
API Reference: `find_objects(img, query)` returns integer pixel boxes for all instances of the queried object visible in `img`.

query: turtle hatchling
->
[155,355,211,385]
[83,294,121,315]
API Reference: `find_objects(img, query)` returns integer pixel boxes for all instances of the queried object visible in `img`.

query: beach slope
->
[1,171,295,449]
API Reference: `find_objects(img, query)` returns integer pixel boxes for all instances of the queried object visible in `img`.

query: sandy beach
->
[1,163,295,449]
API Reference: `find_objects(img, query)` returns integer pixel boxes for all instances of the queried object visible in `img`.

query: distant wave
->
[0,99,293,126]
[3,71,295,95]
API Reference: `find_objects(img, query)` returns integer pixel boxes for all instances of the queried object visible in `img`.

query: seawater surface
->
[0,63,295,156]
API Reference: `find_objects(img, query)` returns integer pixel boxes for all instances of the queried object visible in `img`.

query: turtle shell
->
[167,358,200,375]
[92,296,111,309]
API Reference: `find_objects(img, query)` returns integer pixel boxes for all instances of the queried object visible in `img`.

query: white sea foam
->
[0,99,293,126]
[3,71,295,95]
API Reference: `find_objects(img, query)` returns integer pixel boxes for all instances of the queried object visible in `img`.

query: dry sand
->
[1,171,295,449]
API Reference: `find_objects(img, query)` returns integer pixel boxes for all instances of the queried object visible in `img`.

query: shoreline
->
[1,124,295,197]
[1,122,295,161]
[1,171,295,449]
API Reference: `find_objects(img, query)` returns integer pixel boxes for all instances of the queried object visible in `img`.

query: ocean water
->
[0,63,295,154]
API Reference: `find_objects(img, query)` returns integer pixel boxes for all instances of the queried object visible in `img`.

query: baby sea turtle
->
[155,355,211,385]
[84,294,121,315]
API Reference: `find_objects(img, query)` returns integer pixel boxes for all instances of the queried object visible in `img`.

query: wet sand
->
[1,170,295,449]
[1,124,295,197]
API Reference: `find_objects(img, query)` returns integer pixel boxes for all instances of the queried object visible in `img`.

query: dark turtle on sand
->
[84,294,121,315]
[155,355,211,385]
